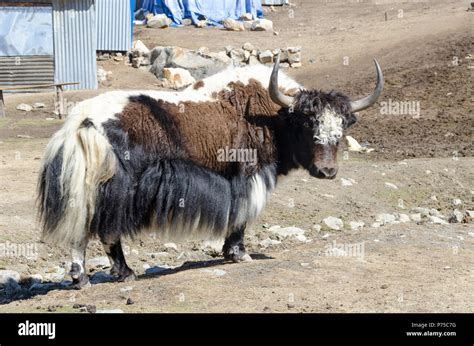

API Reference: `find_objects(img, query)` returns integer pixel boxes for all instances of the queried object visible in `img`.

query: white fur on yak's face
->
[314,107,344,145]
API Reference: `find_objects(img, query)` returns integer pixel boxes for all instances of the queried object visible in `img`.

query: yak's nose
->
[320,167,338,179]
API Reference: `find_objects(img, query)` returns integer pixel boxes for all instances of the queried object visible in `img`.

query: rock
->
[345,136,363,152]
[229,48,249,64]
[195,19,207,28]
[248,55,260,66]
[33,102,46,109]
[240,13,253,21]
[132,40,149,56]
[120,286,134,292]
[398,213,411,223]
[181,18,192,26]
[269,226,305,238]
[429,208,444,218]
[371,222,382,228]
[242,42,255,52]
[287,46,302,64]
[97,309,124,313]
[87,256,110,268]
[0,270,21,286]
[448,209,464,223]
[207,51,232,65]
[222,18,245,31]
[147,14,172,28]
[313,224,322,232]
[259,50,274,64]
[97,67,108,81]
[412,207,430,217]
[341,178,353,186]
[290,62,302,68]
[243,21,253,30]
[376,213,397,225]
[429,216,448,225]
[251,19,273,31]
[16,103,32,112]
[201,239,224,253]
[384,182,398,189]
[163,67,196,89]
[44,266,65,282]
[349,221,365,230]
[259,238,282,248]
[452,198,462,206]
[28,274,43,284]
[164,242,178,251]
[224,45,234,54]
[150,46,228,80]
[200,269,227,277]
[466,210,474,218]
[197,46,210,55]
[126,298,134,305]
[410,213,422,222]
[295,234,307,242]
[322,216,344,231]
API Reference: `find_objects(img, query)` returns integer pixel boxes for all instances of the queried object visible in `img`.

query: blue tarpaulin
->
[140,0,263,26]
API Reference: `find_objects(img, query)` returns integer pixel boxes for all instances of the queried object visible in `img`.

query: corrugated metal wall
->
[96,0,132,52]
[52,0,97,90]
[0,56,55,87]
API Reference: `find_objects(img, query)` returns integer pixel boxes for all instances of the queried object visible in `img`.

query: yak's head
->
[269,52,384,179]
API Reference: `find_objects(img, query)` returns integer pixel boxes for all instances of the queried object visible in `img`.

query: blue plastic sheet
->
[0,6,54,56]
[140,0,263,26]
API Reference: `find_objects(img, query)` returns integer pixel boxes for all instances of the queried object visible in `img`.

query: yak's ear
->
[345,113,357,129]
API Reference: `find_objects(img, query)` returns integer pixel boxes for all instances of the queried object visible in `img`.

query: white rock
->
[429,216,448,225]
[371,222,382,228]
[164,242,178,251]
[248,55,260,66]
[33,102,46,109]
[200,269,227,277]
[0,270,21,286]
[259,238,282,248]
[242,42,255,52]
[269,226,305,238]
[349,221,365,230]
[29,274,43,283]
[222,18,245,31]
[466,210,474,218]
[201,239,224,252]
[132,40,149,56]
[429,208,444,218]
[430,195,438,201]
[162,67,196,89]
[44,266,65,282]
[376,213,396,225]
[410,213,422,222]
[384,182,398,189]
[313,224,322,232]
[452,198,462,206]
[448,209,464,223]
[345,136,364,152]
[295,234,307,242]
[87,256,111,268]
[259,50,274,64]
[147,14,172,28]
[322,217,344,231]
[120,286,134,292]
[16,103,33,112]
[341,178,353,186]
[413,207,430,216]
[398,213,411,223]
[240,13,253,21]
[251,18,273,31]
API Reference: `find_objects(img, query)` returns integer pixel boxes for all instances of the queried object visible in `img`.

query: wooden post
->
[55,85,64,119]
[0,90,5,117]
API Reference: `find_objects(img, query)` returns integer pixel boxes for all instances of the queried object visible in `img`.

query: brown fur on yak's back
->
[119,79,282,177]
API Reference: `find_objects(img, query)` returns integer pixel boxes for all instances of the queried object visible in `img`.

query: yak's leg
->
[223,224,253,263]
[101,235,136,282]
[69,237,90,289]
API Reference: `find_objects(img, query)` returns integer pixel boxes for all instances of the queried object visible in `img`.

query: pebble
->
[87,257,111,268]
[322,217,344,231]
[126,298,135,305]
[120,286,134,293]
[313,224,322,232]
[259,238,282,248]
[0,270,21,286]
[384,182,398,189]
[429,216,448,225]
[452,199,462,206]
[16,103,33,112]
[398,213,411,223]
[375,213,397,225]
[269,226,305,238]
[448,209,464,223]
[341,178,354,186]
[33,102,46,109]
[349,221,365,230]
[200,269,227,277]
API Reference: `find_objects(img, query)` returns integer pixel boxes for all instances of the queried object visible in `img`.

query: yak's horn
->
[269,51,295,108]
[349,59,384,112]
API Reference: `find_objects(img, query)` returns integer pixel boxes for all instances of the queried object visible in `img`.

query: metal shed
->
[0,0,134,91]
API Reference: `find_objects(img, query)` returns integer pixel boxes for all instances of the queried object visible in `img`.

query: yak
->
[38,53,383,288]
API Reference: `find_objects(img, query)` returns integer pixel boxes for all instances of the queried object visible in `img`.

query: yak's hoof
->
[70,274,90,290]
[223,245,252,263]
[118,268,137,282]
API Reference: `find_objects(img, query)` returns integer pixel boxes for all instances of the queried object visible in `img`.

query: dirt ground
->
[0,0,472,312]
